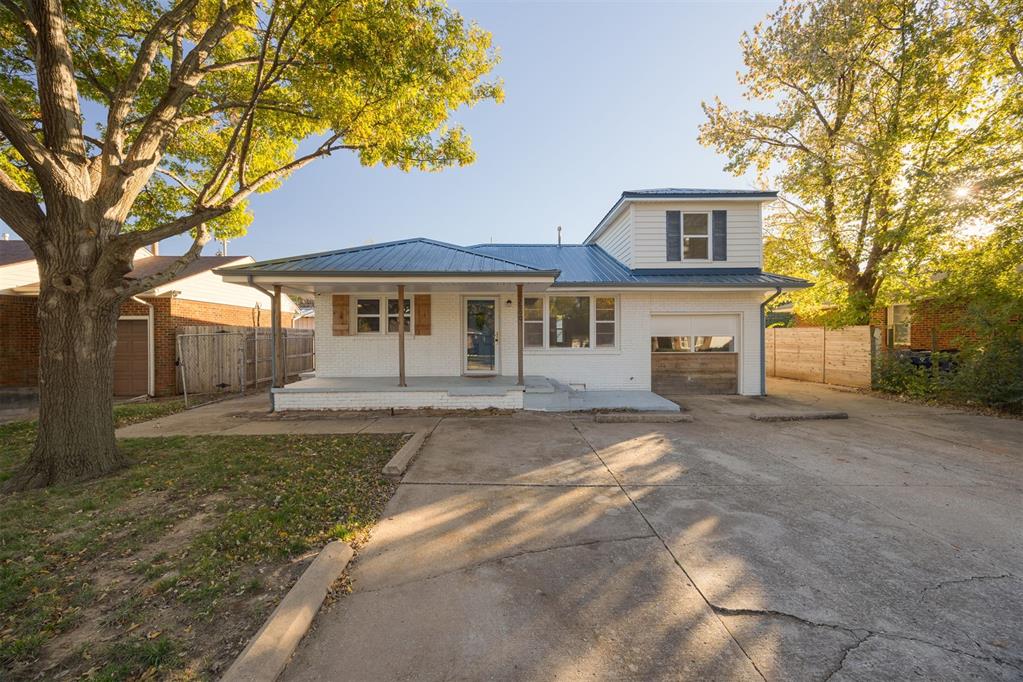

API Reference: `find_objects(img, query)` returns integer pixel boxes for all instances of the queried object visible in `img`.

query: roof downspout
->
[760,287,783,396]
[246,276,277,412]
[130,296,155,398]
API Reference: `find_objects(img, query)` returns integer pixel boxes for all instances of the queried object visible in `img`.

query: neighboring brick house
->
[775,298,969,352]
[0,239,295,397]
[870,299,970,353]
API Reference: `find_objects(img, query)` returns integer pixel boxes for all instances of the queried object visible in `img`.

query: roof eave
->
[216,269,562,279]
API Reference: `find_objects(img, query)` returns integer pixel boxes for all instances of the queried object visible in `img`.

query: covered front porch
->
[272,375,679,412]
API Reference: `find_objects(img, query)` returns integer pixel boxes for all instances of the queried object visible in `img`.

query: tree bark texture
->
[4,247,129,491]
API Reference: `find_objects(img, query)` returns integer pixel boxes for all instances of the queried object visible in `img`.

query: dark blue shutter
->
[712,210,727,261]
[666,211,681,261]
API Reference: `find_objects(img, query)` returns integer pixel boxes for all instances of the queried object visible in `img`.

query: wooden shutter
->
[666,210,681,261]
[332,295,350,336]
[414,295,431,335]
[712,210,727,261]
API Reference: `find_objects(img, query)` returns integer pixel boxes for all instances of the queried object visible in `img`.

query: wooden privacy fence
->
[176,325,315,405]
[765,325,872,388]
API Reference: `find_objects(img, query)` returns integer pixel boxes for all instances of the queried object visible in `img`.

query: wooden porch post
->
[397,285,407,387]
[517,283,524,386]
[272,284,283,388]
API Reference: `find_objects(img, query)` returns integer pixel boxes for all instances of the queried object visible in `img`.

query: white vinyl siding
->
[632,201,763,269]
[593,206,633,266]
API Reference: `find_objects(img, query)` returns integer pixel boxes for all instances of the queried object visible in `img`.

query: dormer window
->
[666,211,714,261]
[683,213,710,260]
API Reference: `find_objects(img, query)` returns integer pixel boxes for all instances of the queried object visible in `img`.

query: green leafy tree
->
[0,0,501,489]
[699,0,1011,324]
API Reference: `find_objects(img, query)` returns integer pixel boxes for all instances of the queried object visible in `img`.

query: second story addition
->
[584,188,777,271]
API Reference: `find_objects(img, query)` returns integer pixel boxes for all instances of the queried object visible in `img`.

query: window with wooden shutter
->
[332,295,350,336]
[414,295,431,335]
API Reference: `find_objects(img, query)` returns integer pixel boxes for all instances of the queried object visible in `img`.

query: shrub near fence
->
[765,325,872,388]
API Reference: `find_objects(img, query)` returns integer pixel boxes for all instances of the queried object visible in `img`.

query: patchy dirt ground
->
[0,430,405,680]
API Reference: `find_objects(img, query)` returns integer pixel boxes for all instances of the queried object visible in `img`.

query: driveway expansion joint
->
[568,417,768,681]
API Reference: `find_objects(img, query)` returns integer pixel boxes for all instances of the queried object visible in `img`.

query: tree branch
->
[0,93,58,174]
[0,167,45,240]
[0,0,38,50]
[30,0,86,159]
[104,0,199,171]
[116,224,211,297]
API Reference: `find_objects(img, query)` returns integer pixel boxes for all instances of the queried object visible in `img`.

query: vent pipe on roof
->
[150,241,159,255]
[2,233,8,241]
[557,225,562,247]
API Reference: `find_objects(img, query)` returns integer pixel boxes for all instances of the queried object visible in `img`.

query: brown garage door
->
[114,319,149,396]
[652,352,739,397]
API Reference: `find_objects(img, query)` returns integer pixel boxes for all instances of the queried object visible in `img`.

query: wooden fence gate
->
[176,325,315,406]
[765,325,872,388]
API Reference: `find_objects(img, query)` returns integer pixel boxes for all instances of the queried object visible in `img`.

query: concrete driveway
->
[279,379,1023,681]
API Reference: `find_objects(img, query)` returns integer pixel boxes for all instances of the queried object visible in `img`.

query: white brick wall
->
[314,289,766,397]
[273,389,522,411]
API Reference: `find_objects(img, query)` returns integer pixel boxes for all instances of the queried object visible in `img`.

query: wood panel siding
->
[113,319,149,396]
[765,325,871,388]
[652,352,739,396]
[632,201,763,269]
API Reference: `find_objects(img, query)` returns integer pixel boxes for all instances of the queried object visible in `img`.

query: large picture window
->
[523,296,618,351]
[549,296,590,348]
[683,213,710,260]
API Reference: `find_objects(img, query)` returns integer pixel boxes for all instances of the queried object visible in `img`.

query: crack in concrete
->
[920,574,1014,595]
[569,419,769,681]
[352,533,659,596]
[823,632,874,681]
[709,603,1023,674]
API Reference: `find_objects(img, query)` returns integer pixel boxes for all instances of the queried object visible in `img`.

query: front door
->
[464,298,498,374]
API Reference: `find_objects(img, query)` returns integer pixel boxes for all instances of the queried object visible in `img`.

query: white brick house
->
[217,189,809,411]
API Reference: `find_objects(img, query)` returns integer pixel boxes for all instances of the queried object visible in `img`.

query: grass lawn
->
[0,412,405,680]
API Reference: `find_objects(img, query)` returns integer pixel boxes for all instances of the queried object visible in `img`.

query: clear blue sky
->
[82,2,783,258]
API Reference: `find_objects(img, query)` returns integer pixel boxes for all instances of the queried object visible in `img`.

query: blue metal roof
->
[221,238,809,289]
[218,238,555,276]
[469,244,810,289]
[621,188,778,199]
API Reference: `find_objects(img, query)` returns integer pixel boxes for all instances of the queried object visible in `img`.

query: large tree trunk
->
[4,263,128,491]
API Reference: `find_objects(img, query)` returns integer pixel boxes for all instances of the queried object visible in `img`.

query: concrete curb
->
[382,429,431,476]
[220,541,353,682]
[594,413,694,424]
[750,411,849,422]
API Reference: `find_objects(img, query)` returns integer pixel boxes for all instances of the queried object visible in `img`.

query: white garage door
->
[651,314,740,396]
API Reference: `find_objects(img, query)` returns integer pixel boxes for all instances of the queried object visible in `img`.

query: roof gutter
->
[760,287,784,396]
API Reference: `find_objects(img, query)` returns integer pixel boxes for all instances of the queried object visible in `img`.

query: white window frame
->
[354,296,414,336]
[890,303,911,346]
[522,294,620,352]
[682,211,713,261]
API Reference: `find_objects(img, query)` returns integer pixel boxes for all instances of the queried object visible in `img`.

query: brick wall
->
[0,295,293,395]
[0,295,40,387]
[870,301,968,352]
